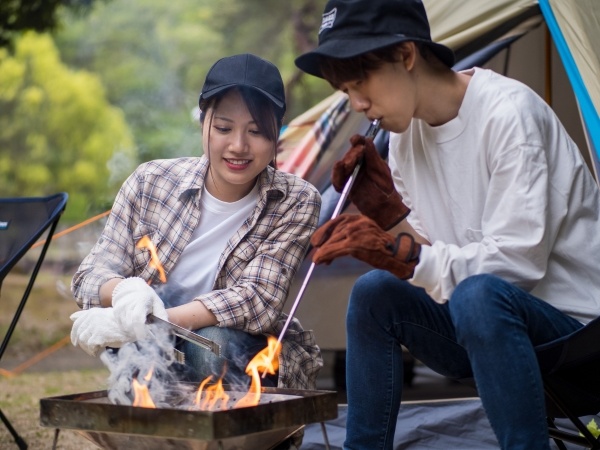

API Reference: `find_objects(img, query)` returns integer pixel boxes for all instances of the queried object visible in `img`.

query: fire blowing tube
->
[275,119,382,348]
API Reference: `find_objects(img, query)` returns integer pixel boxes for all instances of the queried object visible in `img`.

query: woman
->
[70,53,323,393]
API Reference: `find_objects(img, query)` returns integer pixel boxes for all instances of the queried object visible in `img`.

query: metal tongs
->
[276,119,382,347]
[148,314,222,357]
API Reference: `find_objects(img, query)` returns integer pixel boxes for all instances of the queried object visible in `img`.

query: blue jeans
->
[344,271,583,450]
[178,326,278,387]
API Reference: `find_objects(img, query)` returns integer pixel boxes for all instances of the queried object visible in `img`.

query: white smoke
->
[100,324,196,408]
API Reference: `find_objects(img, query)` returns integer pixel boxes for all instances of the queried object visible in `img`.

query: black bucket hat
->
[295,0,455,78]
[199,53,286,119]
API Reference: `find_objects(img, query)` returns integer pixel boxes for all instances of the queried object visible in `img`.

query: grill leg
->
[0,408,27,449]
[52,428,60,450]
[319,422,332,449]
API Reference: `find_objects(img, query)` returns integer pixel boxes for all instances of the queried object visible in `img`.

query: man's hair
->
[319,42,436,89]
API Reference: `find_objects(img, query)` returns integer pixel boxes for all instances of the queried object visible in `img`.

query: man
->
[295,0,600,449]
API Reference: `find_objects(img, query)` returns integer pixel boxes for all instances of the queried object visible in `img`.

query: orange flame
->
[136,236,167,283]
[194,375,213,407]
[132,367,156,408]
[128,240,282,410]
[196,375,230,411]
[235,336,281,408]
[131,339,281,410]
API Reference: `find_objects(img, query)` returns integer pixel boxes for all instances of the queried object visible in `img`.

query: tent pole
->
[545,24,552,106]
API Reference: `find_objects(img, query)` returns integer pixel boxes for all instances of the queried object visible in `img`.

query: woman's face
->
[202,89,275,202]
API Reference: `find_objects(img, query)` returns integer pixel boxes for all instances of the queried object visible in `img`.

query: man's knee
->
[450,274,505,311]
[347,270,419,328]
[449,274,512,341]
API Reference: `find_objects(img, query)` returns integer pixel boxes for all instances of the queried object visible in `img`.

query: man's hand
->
[311,214,420,280]
[111,277,168,339]
[332,134,410,230]
[70,307,135,357]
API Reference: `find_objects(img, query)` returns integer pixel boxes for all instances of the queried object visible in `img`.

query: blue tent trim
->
[539,0,600,174]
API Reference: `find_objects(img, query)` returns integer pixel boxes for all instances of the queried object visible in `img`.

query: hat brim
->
[200,83,285,111]
[295,35,455,79]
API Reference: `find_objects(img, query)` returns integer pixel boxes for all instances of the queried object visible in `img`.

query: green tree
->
[56,0,221,162]
[0,0,104,49]
[0,32,136,221]
[213,0,333,120]
[54,0,333,161]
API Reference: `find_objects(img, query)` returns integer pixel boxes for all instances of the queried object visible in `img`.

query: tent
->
[278,1,600,448]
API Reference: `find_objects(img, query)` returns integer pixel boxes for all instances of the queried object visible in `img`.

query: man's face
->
[339,60,416,134]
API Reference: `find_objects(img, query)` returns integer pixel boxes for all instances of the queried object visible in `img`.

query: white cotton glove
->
[111,277,168,339]
[70,307,136,357]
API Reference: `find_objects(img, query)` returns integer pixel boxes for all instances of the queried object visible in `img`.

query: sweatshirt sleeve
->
[410,142,566,303]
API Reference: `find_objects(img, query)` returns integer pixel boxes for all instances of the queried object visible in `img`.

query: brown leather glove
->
[311,214,420,280]
[332,134,410,230]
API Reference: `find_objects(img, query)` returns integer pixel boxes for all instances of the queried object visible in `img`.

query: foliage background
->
[0,0,332,222]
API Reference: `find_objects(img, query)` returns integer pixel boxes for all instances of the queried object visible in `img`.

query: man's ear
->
[397,42,417,71]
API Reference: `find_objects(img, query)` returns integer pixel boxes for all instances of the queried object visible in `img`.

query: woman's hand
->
[111,277,168,338]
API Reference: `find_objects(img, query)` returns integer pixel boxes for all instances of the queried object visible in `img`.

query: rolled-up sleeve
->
[71,171,142,308]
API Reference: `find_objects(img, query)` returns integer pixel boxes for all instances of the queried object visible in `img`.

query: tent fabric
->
[545,0,600,117]
[423,0,540,53]
[541,0,600,177]
[277,91,349,177]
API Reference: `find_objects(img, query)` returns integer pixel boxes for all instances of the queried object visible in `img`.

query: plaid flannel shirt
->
[72,155,323,390]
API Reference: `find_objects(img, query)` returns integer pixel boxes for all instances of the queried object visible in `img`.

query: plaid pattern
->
[72,155,323,389]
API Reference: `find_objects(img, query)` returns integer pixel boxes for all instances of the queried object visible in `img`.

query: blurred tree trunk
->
[213,0,330,118]
[286,0,321,113]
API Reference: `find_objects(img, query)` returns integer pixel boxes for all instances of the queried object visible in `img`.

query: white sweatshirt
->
[389,67,600,324]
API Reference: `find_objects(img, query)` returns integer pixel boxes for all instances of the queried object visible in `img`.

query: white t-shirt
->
[389,67,600,324]
[160,183,259,307]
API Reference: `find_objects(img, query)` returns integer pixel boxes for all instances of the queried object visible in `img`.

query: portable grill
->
[40,384,337,450]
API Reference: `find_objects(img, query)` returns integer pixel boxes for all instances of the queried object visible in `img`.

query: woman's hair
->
[199,86,282,168]
[319,42,435,89]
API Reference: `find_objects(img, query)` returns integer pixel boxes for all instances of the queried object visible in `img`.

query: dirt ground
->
[1,368,109,450]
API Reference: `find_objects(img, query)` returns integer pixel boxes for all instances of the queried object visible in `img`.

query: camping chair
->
[455,318,600,450]
[535,316,600,449]
[0,192,68,450]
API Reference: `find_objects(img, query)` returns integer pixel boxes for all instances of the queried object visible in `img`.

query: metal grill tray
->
[40,385,337,448]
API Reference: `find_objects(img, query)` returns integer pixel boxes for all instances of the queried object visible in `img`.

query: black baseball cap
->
[295,0,455,78]
[199,53,286,119]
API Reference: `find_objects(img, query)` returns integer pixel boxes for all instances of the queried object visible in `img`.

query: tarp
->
[300,400,590,449]
[300,399,500,450]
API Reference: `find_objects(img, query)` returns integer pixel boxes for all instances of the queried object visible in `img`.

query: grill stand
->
[40,386,337,450]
